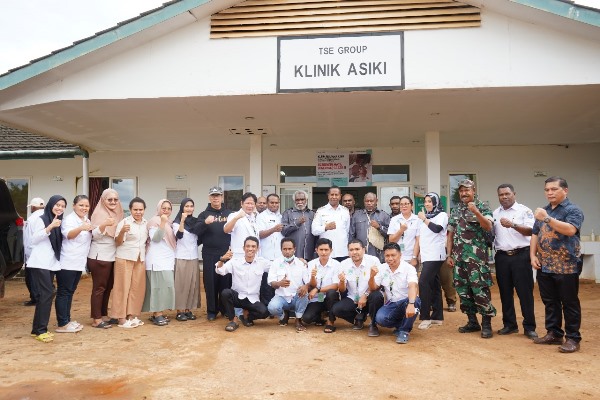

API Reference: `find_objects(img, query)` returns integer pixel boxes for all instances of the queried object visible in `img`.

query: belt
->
[496,246,529,256]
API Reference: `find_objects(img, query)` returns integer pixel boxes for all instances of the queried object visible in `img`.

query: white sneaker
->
[56,322,82,333]
[118,319,137,329]
[431,320,444,326]
[418,320,432,330]
[131,317,144,327]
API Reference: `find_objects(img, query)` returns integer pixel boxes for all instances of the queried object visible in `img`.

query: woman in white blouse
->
[414,192,449,330]
[112,197,148,329]
[142,199,176,326]
[28,195,67,343]
[55,195,93,333]
[172,198,199,321]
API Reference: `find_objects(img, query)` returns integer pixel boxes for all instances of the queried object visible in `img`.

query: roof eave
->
[510,0,600,27]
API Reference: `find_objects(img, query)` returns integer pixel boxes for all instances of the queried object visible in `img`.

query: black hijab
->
[173,197,197,232]
[425,192,444,219]
[40,195,67,261]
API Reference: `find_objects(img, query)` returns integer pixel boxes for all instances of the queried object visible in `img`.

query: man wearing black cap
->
[194,186,233,321]
[446,179,497,339]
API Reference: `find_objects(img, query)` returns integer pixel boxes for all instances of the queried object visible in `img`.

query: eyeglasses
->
[106,198,119,203]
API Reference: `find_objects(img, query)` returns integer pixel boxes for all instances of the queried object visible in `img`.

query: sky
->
[0,0,599,74]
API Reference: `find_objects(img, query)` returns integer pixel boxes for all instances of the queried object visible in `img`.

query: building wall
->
[4,8,600,109]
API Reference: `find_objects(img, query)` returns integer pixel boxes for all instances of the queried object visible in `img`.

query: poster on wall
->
[316,150,372,187]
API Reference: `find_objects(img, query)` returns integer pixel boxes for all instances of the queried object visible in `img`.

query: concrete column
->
[249,135,262,195]
[82,156,89,196]
[425,131,441,194]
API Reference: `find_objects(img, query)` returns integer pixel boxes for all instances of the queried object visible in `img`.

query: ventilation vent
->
[229,128,269,135]
[211,0,481,39]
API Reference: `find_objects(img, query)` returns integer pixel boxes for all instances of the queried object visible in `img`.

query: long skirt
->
[142,270,175,312]
[174,259,200,310]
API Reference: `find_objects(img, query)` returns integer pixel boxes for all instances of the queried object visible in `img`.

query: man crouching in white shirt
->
[267,237,310,332]
[369,242,420,344]
[216,236,271,332]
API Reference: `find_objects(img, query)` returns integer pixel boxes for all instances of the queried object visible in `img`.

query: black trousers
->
[302,289,339,324]
[30,268,55,335]
[330,291,384,326]
[25,266,39,302]
[221,288,270,322]
[537,270,581,342]
[495,251,536,331]
[260,272,275,307]
[203,251,232,316]
[419,261,444,321]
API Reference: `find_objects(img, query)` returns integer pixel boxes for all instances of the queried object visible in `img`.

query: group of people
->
[21,176,584,352]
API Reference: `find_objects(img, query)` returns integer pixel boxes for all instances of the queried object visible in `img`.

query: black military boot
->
[481,316,493,339]
[458,314,481,333]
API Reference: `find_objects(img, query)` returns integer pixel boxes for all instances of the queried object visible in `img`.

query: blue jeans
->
[375,297,421,333]
[268,294,309,319]
[55,270,82,327]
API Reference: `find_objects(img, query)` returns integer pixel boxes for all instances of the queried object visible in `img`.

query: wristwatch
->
[543,217,551,223]
[408,300,415,305]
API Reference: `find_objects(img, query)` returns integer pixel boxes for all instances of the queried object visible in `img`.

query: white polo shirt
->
[227,210,260,257]
[339,254,380,302]
[418,212,448,262]
[257,209,283,260]
[311,203,350,258]
[215,256,271,304]
[267,257,310,302]
[60,211,92,272]
[307,257,341,303]
[493,202,535,251]
[387,213,421,261]
[374,260,418,303]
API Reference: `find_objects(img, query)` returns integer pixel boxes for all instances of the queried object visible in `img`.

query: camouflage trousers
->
[453,260,496,317]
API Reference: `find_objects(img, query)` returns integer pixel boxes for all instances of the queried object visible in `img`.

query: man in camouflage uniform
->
[446,179,497,338]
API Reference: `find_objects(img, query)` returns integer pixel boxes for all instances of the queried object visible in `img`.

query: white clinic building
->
[1,0,599,278]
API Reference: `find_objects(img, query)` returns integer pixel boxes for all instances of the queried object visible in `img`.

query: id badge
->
[354,294,360,302]
[400,243,405,252]
[317,292,325,303]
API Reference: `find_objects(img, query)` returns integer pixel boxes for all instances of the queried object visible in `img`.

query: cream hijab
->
[90,188,124,238]
[147,199,176,250]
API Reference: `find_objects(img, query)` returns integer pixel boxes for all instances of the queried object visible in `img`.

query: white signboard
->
[317,150,372,187]
[278,33,404,92]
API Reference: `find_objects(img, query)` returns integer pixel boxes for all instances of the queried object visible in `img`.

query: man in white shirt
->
[216,236,271,332]
[312,186,350,262]
[303,238,341,330]
[23,197,45,306]
[326,239,383,335]
[493,184,537,339]
[257,193,284,306]
[267,238,310,332]
[369,242,420,344]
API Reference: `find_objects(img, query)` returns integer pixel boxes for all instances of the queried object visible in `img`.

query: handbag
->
[367,213,385,250]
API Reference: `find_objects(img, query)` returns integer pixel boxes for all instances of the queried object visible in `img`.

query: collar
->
[496,201,520,213]
[264,209,281,217]
[546,197,571,210]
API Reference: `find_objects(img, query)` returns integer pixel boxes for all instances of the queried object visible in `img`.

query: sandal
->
[176,312,188,322]
[185,311,197,320]
[324,325,336,333]
[152,316,168,326]
[34,332,54,343]
[92,321,112,329]
[131,317,144,327]
[295,321,307,332]
[225,321,239,332]
[106,318,119,325]
[239,315,254,327]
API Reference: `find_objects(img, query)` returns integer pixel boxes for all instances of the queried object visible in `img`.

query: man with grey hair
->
[282,190,316,261]
[350,192,390,262]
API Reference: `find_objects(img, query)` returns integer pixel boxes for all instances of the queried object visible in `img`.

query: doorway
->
[311,186,378,210]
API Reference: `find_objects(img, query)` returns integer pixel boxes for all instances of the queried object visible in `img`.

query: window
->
[111,178,137,213]
[372,165,409,182]
[279,166,317,183]
[219,176,244,211]
[1,177,29,218]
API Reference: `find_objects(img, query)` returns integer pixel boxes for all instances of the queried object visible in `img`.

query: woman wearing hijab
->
[87,188,124,329]
[415,192,449,330]
[172,198,200,321]
[56,195,93,333]
[28,195,67,342]
[142,199,176,326]
[112,197,148,329]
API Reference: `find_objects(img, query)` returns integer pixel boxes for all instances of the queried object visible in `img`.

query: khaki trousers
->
[111,257,146,318]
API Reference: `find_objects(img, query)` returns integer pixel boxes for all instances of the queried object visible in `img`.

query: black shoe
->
[353,319,365,330]
[23,300,36,306]
[279,310,290,326]
[497,326,519,335]
[368,325,380,337]
[524,330,538,339]
[458,314,481,333]
[185,311,197,320]
[176,312,188,321]
[481,316,493,339]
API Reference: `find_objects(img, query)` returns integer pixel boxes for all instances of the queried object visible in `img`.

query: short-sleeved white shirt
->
[173,223,199,260]
[307,257,341,303]
[215,256,271,304]
[374,260,418,303]
[493,202,535,251]
[257,209,283,260]
[60,212,92,272]
[339,254,380,302]
[387,213,420,261]
[227,210,260,257]
[267,257,310,302]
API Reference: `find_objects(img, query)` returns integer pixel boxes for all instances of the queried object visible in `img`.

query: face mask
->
[284,255,295,263]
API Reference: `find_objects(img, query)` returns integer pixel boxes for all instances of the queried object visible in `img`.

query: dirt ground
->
[0,272,599,400]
